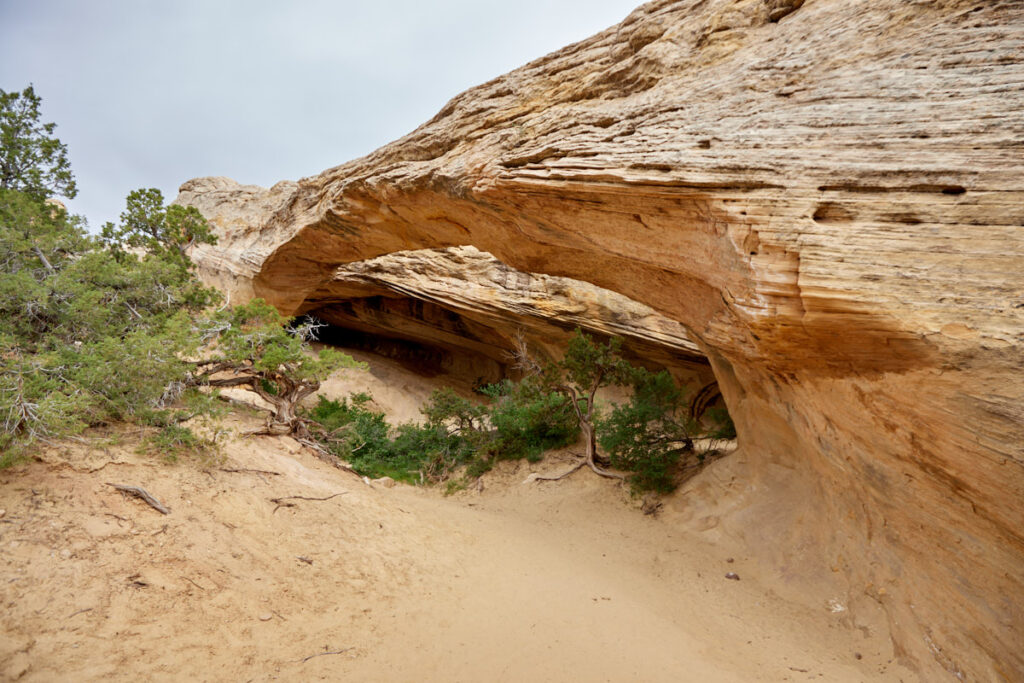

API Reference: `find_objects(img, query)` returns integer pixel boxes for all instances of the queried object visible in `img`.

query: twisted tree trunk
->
[192,362,319,437]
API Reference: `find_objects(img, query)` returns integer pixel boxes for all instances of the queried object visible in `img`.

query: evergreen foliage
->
[480,379,578,462]
[305,329,735,495]
[0,85,76,199]
[0,86,361,460]
[598,370,698,493]
[307,392,477,484]
[525,330,638,477]
[0,188,221,460]
[100,187,217,270]
[306,381,577,485]
[191,300,363,435]
[308,393,391,462]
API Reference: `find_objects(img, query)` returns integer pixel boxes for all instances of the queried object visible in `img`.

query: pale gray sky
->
[1,0,639,228]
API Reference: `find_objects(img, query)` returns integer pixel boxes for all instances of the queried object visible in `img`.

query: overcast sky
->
[1,0,639,229]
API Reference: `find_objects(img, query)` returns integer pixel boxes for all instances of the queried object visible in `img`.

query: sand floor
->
[0,352,915,682]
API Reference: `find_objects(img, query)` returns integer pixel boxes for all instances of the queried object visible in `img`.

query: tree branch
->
[204,375,258,388]
[32,246,54,273]
[528,458,587,482]
[106,483,171,514]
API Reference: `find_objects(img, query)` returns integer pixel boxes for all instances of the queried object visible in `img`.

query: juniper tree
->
[100,187,216,270]
[191,300,363,436]
[513,329,729,492]
[598,369,699,493]
[513,329,636,480]
[0,188,216,459]
[0,85,76,199]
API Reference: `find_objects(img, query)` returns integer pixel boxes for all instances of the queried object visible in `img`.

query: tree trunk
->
[264,396,297,435]
[249,377,306,436]
[580,420,624,480]
[582,421,597,464]
[196,364,321,437]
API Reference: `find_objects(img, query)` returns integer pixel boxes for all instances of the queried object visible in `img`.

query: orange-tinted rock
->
[180,1,1024,677]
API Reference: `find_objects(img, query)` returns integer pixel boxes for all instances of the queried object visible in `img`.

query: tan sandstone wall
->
[179,0,1024,678]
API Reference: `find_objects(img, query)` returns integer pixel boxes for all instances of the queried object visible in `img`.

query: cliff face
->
[179,0,1024,678]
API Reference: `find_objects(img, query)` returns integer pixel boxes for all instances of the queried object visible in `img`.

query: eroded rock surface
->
[180,0,1024,678]
[304,245,713,387]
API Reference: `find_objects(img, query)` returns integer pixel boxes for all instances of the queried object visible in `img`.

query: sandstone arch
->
[179,1,1024,678]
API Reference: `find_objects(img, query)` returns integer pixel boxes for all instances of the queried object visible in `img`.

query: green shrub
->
[308,389,492,484]
[0,88,242,463]
[599,369,699,494]
[420,387,486,433]
[481,379,578,462]
[464,456,494,479]
[308,393,390,456]
[0,187,222,458]
[143,423,221,463]
[304,333,736,496]
[307,394,443,483]
[391,421,476,483]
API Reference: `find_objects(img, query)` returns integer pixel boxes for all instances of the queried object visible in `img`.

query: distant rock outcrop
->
[179,0,1024,678]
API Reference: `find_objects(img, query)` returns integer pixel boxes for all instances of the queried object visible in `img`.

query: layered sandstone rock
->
[302,245,713,386]
[180,0,1024,678]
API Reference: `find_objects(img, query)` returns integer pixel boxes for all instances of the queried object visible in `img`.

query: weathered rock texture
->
[302,245,714,387]
[179,0,1024,678]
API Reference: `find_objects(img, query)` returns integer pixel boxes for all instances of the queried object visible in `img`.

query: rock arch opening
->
[295,245,728,423]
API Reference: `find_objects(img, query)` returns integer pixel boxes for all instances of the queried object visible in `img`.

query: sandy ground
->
[0,354,916,682]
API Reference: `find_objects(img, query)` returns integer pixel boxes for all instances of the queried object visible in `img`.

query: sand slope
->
[0,356,914,682]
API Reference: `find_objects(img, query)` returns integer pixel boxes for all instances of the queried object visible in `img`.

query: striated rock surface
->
[302,245,714,388]
[179,0,1024,678]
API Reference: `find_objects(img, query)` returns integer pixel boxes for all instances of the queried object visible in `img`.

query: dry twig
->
[300,648,353,663]
[220,467,282,476]
[184,577,207,591]
[269,492,347,513]
[295,438,360,474]
[106,483,170,514]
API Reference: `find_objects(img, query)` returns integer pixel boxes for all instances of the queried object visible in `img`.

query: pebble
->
[0,509,6,518]
[258,612,273,622]
[725,572,740,581]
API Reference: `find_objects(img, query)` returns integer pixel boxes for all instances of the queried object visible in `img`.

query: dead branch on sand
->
[300,648,353,663]
[528,459,587,482]
[219,467,283,476]
[106,483,170,514]
[269,492,347,514]
[295,437,361,475]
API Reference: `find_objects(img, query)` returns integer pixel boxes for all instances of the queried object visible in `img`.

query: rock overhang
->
[179,0,1024,678]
